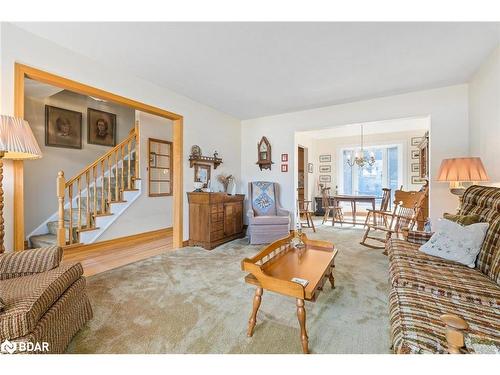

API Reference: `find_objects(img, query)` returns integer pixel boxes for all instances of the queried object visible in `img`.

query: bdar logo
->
[1,339,16,354]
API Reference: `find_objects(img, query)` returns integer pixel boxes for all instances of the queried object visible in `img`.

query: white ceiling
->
[298,116,429,139]
[15,22,500,120]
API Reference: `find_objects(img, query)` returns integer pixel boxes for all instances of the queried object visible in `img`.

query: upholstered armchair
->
[0,246,92,353]
[247,181,291,245]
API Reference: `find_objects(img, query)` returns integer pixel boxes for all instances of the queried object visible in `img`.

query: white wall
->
[0,23,241,250]
[241,85,470,225]
[24,90,136,235]
[469,45,500,185]
[99,112,173,240]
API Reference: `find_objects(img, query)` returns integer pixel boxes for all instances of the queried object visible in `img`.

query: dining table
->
[331,194,377,226]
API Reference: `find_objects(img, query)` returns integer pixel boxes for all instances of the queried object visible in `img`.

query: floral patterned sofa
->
[386,185,500,354]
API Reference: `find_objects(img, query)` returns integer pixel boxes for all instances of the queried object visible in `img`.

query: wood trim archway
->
[13,63,184,250]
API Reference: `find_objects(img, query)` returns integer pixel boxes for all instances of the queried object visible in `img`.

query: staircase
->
[29,125,141,248]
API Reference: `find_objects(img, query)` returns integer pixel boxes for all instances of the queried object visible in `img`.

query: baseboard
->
[63,227,173,253]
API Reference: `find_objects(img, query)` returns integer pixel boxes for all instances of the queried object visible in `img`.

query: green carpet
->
[66,225,391,354]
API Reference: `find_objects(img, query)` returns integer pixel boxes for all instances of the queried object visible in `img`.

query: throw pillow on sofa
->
[420,218,489,268]
[443,213,481,226]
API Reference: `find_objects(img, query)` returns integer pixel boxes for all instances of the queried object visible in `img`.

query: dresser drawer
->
[211,221,224,232]
[211,230,224,241]
[211,213,222,223]
[210,204,224,213]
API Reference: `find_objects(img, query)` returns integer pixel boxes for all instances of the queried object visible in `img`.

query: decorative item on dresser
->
[0,115,42,253]
[187,192,245,250]
[256,136,273,170]
[217,174,234,193]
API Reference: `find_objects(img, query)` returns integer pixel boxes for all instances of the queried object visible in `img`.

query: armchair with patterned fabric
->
[0,246,92,354]
[247,181,291,245]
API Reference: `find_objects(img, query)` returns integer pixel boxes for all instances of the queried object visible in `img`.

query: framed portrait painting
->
[45,105,82,149]
[87,108,117,147]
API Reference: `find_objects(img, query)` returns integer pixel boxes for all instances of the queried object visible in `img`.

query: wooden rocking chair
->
[360,188,427,251]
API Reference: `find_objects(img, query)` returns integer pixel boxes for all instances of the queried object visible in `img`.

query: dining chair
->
[298,199,316,232]
[321,187,344,226]
[363,188,391,227]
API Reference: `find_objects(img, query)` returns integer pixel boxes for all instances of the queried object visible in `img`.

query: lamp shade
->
[437,157,489,182]
[0,115,42,160]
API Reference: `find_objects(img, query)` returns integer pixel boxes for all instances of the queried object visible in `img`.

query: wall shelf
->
[189,155,223,169]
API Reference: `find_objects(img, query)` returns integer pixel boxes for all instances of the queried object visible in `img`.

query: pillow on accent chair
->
[443,213,481,226]
[420,219,489,268]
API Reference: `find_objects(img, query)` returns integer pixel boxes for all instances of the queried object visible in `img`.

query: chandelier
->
[346,124,376,168]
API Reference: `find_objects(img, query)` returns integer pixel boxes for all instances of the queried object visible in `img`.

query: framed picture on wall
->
[45,105,82,149]
[281,164,288,172]
[319,154,331,163]
[411,175,426,185]
[87,108,117,147]
[411,137,423,147]
[411,150,420,159]
[319,175,331,183]
[411,163,420,173]
[281,153,288,162]
[307,163,313,173]
[319,165,331,173]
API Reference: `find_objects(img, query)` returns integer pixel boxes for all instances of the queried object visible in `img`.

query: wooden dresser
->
[187,192,245,250]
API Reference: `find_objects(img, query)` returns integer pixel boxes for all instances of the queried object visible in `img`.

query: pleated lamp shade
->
[0,115,42,160]
[437,157,489,182]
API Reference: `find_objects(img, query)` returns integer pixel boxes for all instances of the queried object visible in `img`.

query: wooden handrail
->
[57,125,139,246]
[66,130,137,187]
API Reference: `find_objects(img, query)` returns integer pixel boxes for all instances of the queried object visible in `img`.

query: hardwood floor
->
[62,228,174,276]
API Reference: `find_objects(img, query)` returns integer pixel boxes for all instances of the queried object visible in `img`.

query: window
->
[148,138,173,196]
[341,145,401,199]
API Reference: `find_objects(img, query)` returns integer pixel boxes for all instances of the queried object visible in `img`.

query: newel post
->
[56,171,66,247]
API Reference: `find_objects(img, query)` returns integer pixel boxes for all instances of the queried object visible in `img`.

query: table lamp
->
[0,115,42,253]
[437,157,489,209]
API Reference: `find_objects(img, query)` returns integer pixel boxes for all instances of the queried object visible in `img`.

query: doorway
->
[297,146,306,202]
[13,63,184,251]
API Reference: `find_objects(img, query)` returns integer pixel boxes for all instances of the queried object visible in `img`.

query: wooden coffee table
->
[241,233,337,353]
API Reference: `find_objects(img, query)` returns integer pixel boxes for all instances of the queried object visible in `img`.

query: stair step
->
[30,233,57,248]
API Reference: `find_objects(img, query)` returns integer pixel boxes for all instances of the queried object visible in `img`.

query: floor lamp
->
[0,115,42,253]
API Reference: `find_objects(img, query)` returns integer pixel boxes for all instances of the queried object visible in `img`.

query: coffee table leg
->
[247,287,263,337]
[328,266,335,289]
[296,299,309,354]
